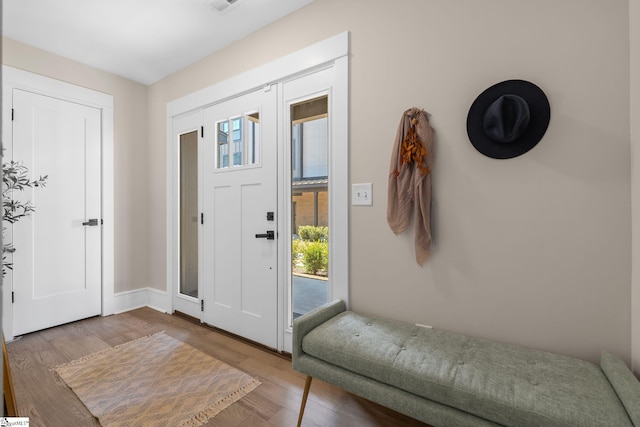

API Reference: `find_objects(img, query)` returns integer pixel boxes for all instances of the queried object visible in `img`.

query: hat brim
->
[466,80,550,159]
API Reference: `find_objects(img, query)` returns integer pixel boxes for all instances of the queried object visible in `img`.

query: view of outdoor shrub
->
[302,241,328,275]
[294,225,329,275]
[298,225,328,242]
[291,238,307,268]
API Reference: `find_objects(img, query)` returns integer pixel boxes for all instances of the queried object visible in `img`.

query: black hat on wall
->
[466,79,550,159]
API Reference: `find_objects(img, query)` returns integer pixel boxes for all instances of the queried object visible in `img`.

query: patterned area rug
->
[54,332,260,427]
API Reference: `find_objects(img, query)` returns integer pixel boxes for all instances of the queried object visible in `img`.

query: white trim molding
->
[2,66,115,339]
[166,32,349,118]
[166,32,350,352]
[112,287,169,314]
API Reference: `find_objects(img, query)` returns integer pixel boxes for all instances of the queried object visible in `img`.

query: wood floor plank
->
[8,334,99,426]
[268,406,322,427]
[236,388,281,421]
[6,307,431,427]
[206,400,254,426]
[237,412,272,427]
[50,335,111,361]
[251,379,305,414]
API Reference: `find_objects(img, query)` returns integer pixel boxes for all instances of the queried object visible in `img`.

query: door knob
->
[82,219,99,226]
[255,231,275,240]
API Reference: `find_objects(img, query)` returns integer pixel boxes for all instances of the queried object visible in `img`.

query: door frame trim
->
[171,110,204,319]
[2,65,114,340]
[166,32,349,351]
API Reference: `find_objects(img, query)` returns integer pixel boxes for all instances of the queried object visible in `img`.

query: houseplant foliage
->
[2,160,47,275]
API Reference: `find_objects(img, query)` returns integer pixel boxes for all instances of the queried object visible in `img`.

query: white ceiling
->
[3,0,315,85]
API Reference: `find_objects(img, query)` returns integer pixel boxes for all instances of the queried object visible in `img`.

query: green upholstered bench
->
[292,300,640,427]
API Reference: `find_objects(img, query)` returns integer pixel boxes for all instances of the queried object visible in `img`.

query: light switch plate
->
[352,183,373,206]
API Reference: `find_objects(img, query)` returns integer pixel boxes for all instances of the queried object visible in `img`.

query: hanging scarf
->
[387,107,434,265]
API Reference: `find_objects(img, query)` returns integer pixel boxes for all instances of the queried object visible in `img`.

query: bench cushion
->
[601,351,640,425]
[302,311,632,427]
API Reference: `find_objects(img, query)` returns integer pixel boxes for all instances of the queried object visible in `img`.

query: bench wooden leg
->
[297,376,313,427]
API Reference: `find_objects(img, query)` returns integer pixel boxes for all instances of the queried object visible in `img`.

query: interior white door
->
[202,87,278,349]
[11,89,102,335]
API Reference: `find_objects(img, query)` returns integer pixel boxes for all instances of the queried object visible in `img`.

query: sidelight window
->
[290,95,329,320]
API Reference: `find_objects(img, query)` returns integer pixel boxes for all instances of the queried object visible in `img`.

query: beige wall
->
[2,38,150,294]
[631,0,640,374]
[3,0,633,364]
[148,0,631,363]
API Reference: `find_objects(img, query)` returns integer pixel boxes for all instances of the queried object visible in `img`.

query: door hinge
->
[11,291,14,303]
[11,109,14,121]
[201,126,204,138]
[200,213,204,225]
[201,300,204,312]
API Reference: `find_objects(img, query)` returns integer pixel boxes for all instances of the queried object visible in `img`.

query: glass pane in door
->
[232,117,243,166]
[247,112,260,165]
[291,96,329,320]
[216,112,260,169]
[217,121,229,168]
[180,130,198,298]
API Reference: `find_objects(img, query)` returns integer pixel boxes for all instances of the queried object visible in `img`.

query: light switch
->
[352,183,373,206]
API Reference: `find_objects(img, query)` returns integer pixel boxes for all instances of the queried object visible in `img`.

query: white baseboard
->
[110,287,170,315]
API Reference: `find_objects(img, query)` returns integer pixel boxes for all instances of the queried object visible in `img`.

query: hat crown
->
[482,94,530,144]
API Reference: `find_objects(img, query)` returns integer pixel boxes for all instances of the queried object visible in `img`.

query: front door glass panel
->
[180,130,198,298]
[216,112,260,169]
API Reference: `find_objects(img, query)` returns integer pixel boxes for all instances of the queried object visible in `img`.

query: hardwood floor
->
[5,307,431,427]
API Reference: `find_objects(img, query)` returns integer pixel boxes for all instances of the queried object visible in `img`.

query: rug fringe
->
[178,378,262,427]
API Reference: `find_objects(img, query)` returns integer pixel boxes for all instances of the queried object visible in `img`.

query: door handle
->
[255,231,275,240]
[82,219,99,226]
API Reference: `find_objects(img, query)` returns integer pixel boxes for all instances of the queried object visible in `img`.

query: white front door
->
[10,89,102,336]
[202,87,278,349]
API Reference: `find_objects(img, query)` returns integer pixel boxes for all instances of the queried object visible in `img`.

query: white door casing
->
[282,66,335,327]
[11,89,102,336]
[2,66,114,340]
[172,111,204,319]
[166,32,349,352]
[202,87,278,349]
